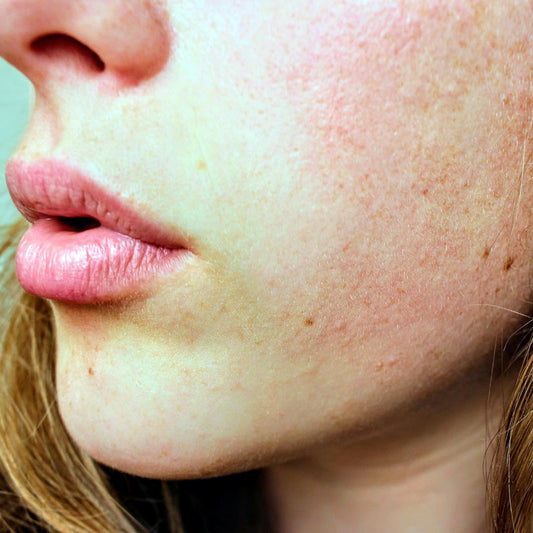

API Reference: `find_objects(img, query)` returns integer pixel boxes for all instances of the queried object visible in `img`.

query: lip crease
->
[6,158,194,304]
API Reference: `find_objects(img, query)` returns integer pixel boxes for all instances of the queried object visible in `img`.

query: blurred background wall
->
[0,58,31,225]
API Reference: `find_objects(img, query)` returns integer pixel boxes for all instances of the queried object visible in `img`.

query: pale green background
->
[0,58,31,225]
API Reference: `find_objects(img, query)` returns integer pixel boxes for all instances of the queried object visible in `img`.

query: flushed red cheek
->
[267,3,423,153]
[254,0,533,339]
[266,1,494,175]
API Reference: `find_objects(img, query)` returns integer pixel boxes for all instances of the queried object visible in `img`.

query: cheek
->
[245,0,533,361]
[265,1,533,175]
[267,2,427,154]
[278,3,423,151]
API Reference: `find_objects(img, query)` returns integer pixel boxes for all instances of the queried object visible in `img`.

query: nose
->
[0,0,172,87]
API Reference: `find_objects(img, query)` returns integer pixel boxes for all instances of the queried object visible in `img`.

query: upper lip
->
[6,158,188,250]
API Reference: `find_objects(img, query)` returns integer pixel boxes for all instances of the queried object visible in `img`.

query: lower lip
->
[16,218,192,304]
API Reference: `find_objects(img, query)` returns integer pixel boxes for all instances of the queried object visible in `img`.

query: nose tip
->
[0,0,172,87]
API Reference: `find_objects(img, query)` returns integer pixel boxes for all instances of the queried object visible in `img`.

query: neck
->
[264,369,514,533]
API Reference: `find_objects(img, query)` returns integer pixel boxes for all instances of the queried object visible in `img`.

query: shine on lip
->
[6,158,193,304]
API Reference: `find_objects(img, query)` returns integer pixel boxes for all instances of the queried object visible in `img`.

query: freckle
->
[422,189,428,196]
[375,362,384,372]
[495,287,501,294]
[482,247,491,259]
[157,449,170,459]
[504,257,515,271]
[88,367,94,376]
[197,159,207,170]
[305,318,315,326]
[231,381,245,392]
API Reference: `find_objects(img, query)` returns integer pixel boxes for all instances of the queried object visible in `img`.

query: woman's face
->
[2,0,533,478]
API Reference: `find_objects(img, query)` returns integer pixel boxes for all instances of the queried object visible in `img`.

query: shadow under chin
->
[103,466,273,533]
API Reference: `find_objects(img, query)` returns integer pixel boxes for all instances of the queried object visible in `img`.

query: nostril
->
[30,34,105,74]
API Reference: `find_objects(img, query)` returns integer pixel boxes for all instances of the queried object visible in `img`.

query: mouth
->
[57,216,102,232]
[6,158,193,304]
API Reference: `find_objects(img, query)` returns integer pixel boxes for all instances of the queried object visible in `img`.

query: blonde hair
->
[489,340,533,532]
[0,219,184,532]
[0,217,530,532]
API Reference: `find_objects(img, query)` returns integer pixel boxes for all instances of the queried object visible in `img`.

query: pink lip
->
[6,158,193,304]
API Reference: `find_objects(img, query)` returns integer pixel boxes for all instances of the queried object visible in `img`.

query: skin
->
[2,0,533,530]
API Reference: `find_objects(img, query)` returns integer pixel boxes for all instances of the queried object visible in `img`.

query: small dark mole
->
[88,367,94,376]
[482,247,491,259]
[304,318,315,326]
[198,159,207,170]
[504,257,515,271]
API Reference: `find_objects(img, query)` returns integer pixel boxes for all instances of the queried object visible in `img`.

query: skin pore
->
[2,0,533,531]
